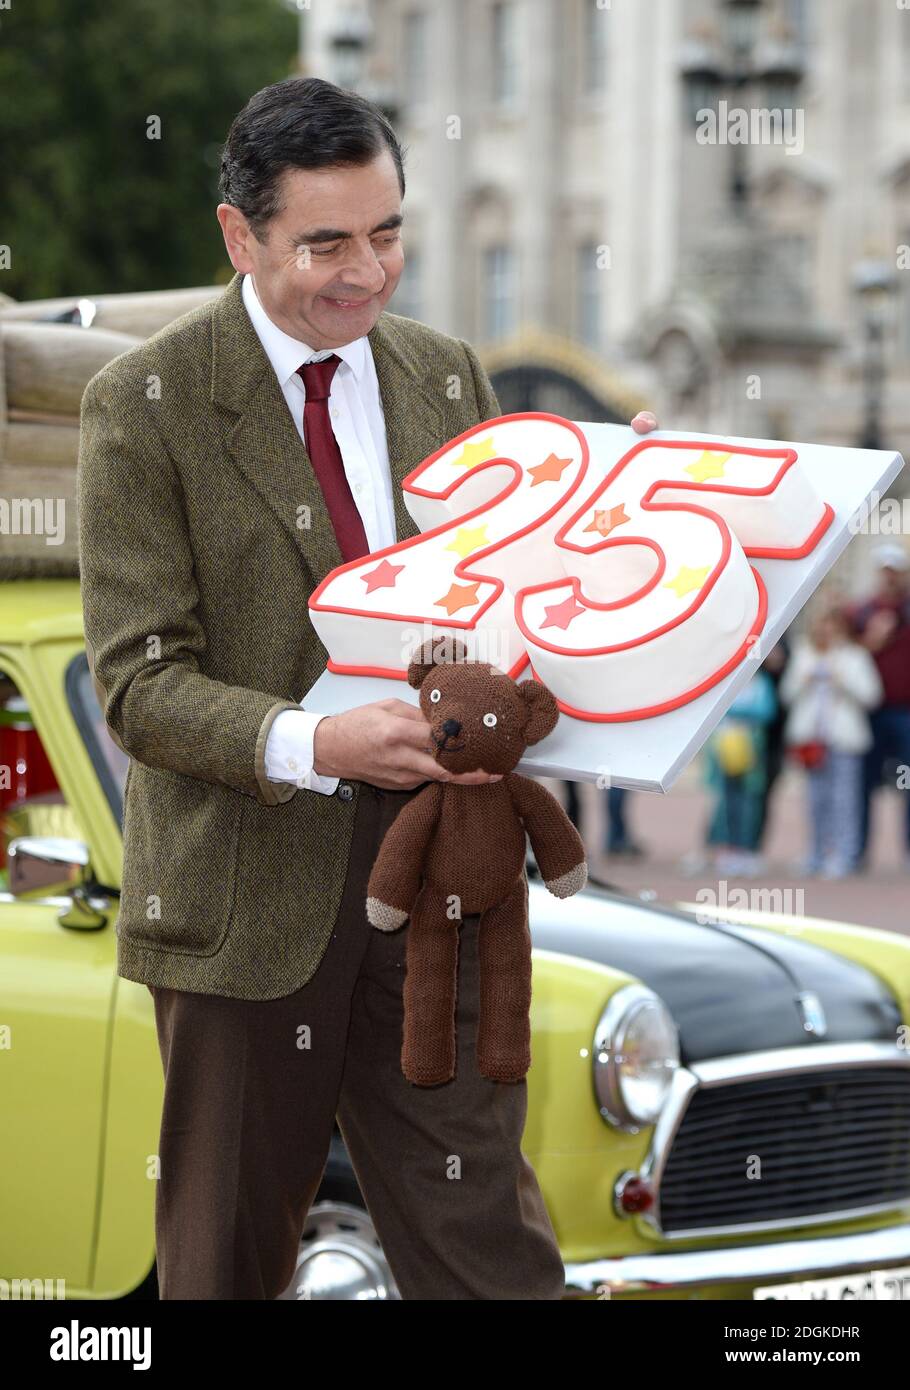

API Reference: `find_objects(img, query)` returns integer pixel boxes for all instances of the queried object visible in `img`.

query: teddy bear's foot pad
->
[366,897,408,931]
[545,861,588,898]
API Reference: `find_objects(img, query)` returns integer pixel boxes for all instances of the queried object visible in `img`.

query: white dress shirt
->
[241,272,398,794]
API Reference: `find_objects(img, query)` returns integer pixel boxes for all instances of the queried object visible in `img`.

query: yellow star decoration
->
[664,564,711,599]
[445,524,489,558]
[685,450,731,483]
[450,436,499,470]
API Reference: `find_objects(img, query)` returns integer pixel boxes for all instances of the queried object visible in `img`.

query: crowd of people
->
[564,544,910,879]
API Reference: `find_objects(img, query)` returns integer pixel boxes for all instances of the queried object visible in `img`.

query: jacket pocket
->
[115,762,244,956]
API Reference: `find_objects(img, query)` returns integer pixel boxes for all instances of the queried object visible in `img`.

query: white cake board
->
[303,425,905,792]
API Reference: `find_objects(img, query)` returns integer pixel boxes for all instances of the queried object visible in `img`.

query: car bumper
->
[563,1222,910,1297]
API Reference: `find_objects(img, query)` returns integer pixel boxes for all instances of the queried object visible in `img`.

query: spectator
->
[755,637,790,850]
[562,781,644,858]
[605,786,643,858]
[848,544,910,868]
[563,779,582,833]
[780,606,882,878]
[703,667,778,877]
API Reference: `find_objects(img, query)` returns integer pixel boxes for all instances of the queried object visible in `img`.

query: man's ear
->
[519,679,559,745]
[215,203,256,275]
[406,634,470,689]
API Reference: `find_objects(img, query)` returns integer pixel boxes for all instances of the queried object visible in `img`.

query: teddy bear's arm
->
[366,781,444,931]
[505,773,587,899]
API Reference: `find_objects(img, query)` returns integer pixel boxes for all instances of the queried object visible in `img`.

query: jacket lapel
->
[212,273,445,588]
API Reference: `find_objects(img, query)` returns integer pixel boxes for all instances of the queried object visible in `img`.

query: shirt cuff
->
[264,709,340,795]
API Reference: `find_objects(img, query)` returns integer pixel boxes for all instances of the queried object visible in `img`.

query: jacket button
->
[337,782,354,801]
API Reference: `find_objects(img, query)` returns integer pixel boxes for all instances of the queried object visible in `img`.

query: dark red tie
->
[297,355,370,562]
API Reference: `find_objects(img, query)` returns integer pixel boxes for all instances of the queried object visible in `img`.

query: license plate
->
[754,1265,910,1299]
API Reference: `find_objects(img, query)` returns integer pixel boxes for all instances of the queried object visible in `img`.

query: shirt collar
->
[241,272,367,388]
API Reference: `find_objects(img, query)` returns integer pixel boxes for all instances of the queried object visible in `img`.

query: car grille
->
[659,1066,910,1236]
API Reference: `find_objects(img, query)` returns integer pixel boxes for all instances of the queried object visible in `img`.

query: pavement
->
[540,766,910,938]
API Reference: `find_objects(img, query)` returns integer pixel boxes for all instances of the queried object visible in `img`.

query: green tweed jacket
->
[76,271,501,998]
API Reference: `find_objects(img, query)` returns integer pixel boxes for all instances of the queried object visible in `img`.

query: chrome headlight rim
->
[593,983,680,1133]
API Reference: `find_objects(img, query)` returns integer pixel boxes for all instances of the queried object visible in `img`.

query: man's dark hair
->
[219,76,406,238]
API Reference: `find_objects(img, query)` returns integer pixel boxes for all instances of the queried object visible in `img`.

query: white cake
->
[308,415,833,720]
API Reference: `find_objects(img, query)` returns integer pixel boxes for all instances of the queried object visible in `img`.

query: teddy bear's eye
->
[429,688,441,703]
[483,712,497,727]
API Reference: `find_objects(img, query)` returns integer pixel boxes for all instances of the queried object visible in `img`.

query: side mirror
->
[7,836,112,929]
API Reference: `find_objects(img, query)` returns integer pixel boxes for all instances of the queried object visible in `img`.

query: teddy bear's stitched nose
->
[442,718,462,737]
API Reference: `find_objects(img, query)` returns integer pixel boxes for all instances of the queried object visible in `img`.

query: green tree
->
[0,0,299,299]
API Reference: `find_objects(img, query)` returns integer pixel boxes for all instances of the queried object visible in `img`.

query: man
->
[850,543,910,867]
[77,76,658,1300]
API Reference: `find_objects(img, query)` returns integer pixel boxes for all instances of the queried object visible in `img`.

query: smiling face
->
[216,150,404,349]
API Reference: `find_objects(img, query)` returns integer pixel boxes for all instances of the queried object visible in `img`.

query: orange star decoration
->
[685,450,731,483]
[451,436,499,470]
[541,593,585,630]
[361,559,404,593]
[435,581,482,616]
[664,564,711,599]
[528,452,573,486]
[584,503,631,537]
[445,524,489,558]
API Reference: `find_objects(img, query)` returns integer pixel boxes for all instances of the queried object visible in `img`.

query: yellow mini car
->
[2,578,910,1300]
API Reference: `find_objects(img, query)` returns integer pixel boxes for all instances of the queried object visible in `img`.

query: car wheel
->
[275,1139,400,1301]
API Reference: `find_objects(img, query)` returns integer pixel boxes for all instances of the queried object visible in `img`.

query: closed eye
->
[306,235,400,258]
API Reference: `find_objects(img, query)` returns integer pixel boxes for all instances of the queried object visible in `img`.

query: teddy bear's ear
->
[406,634,470,688]
[519,679,559,745]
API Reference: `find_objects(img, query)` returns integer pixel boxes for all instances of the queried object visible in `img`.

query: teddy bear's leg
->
[476,879,533,1083]
[401,882,460,1086]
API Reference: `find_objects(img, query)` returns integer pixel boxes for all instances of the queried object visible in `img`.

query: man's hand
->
[313,699,503,790]
[630,411,659,433]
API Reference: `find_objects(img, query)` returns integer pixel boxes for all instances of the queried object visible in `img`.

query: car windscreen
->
[65,650,129,828]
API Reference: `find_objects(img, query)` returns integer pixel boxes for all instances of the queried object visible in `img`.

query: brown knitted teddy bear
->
[366,636,587,1087]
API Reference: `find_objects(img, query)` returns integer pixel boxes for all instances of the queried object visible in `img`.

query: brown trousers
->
[147,782,566,1300]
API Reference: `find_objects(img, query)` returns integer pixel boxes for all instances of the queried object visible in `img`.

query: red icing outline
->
[326,652,531,681]
[310,410,589,628]
[526,568,769,722]
[516,439,834,660]
[309,419,832,719]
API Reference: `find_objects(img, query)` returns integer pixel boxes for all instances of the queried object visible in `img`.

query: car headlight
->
[593,984,680,1131]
